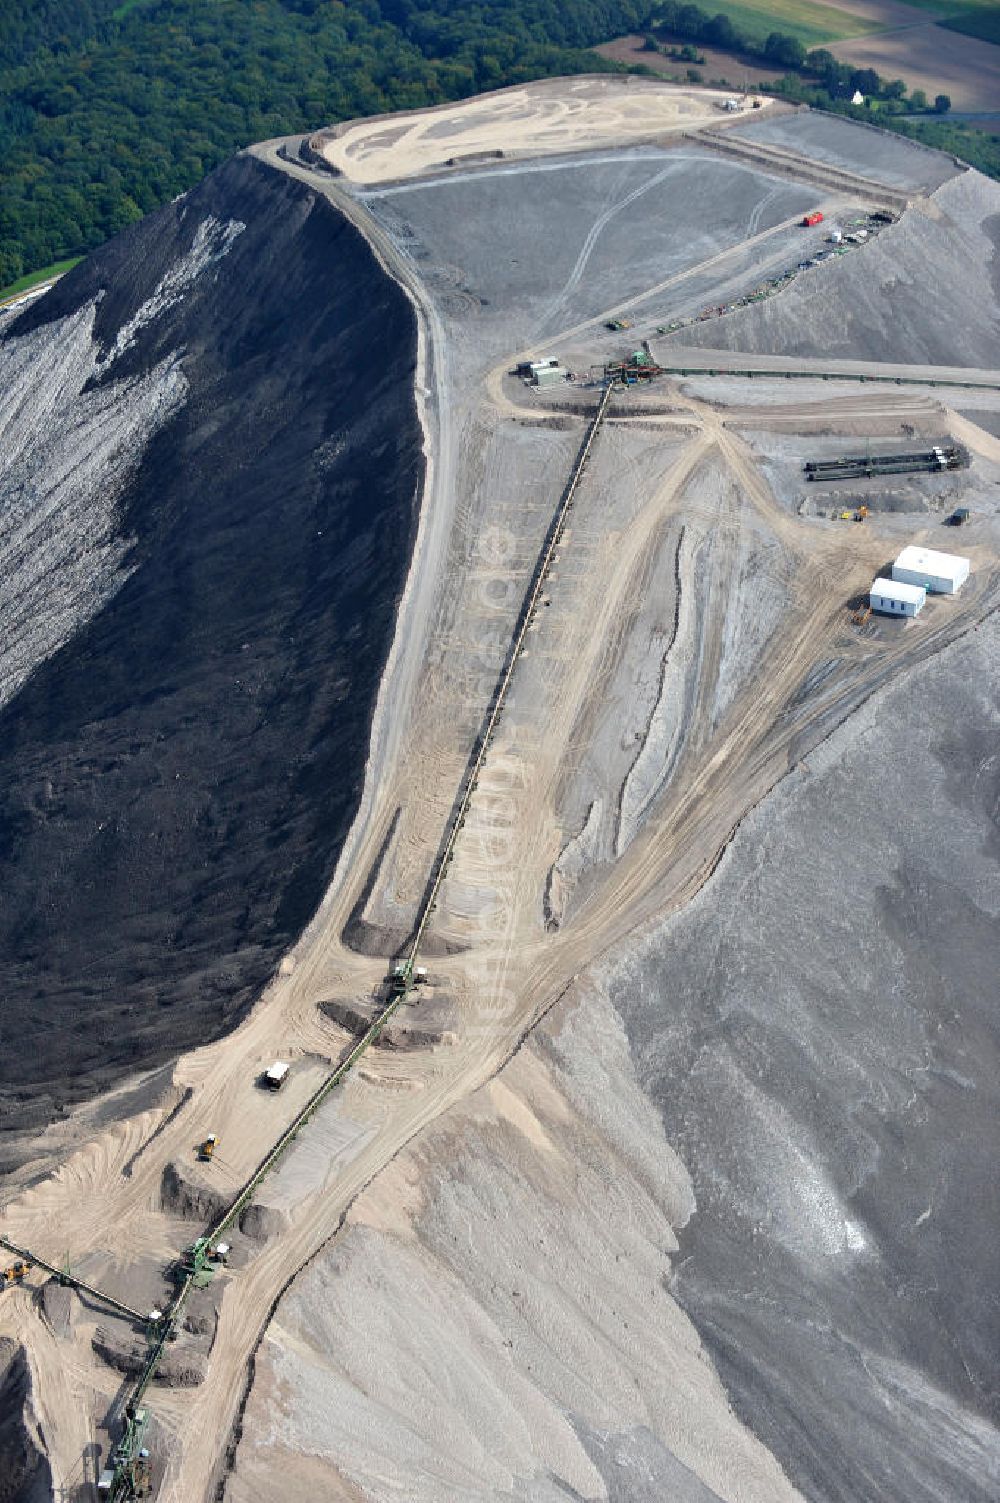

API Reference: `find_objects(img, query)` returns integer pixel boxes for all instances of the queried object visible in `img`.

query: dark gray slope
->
[605,614,1000,1502]
[735,110,960,193]
[0,155,422,1157]
[0,1340,51,1503]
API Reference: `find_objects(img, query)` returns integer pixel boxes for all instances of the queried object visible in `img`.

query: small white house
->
[892,545,969,594]
[871,577,925,617]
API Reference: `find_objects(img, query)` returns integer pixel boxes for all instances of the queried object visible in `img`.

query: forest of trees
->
[0,0,648,287]
[2,0,999,290]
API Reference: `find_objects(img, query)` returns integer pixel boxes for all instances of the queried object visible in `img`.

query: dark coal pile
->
[0,155,422,1158]
[0,1339,51,1503]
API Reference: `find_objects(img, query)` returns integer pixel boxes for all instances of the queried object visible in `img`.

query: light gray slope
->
[734,109,960,193]
[226,125,1000,1503]
[0,303,186,710]
[603,611,1000,1503]
[228,988,803,1503]
[665,169,1000,369]
[363,148,816,378]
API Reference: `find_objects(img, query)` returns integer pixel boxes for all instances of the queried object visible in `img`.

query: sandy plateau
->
[3,78,1000,1503]
[314,75,779,184]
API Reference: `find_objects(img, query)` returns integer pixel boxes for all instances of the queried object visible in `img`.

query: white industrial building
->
[870,577,925,617]
[534,363,569,388]
[892,545,969,594]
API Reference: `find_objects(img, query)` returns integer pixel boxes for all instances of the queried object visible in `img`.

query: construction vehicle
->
[605,317,632,331]
[389,959,429,993]
[3,1259,30,1285]
[389,961,411,993]
[174,1236,219,1289]
[262,1061,289,1091]
[802,211,824,227]
[852,604,872,626]
[854,504,868,522]
[198,1133,217,1163]
[97,1405,151,1499]
[182,1237,211,1275]
[384,961,424,997]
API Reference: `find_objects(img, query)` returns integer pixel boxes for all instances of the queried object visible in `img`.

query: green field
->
[941,8,1000,44]
[880,0,1000,14]
[0,257,82,306]
[890,0,1000,49]
[691,0,881,47]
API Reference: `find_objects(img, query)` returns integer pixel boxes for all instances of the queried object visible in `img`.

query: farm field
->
[595,33,790,87]
[877,0,1000,15]
[639,0,1000,114]
[680,0,881,47]
[942,9,1000,45]
[828,5,1000,112]
[826,0,996,22]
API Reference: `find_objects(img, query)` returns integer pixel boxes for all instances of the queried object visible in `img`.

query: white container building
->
[892,545,969,595]
[870,577,925,617]
[534,364,569,388]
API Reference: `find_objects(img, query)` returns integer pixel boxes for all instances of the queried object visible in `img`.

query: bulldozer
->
[198,1133,217,1163]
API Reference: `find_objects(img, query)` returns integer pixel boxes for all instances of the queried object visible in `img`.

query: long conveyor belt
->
[97,379,617,1495]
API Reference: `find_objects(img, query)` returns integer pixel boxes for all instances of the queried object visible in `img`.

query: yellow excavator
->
[3,1259,30,1286]
[198,1133,218,1163]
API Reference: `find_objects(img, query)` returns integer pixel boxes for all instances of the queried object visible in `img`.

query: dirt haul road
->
[1,83,997,1501]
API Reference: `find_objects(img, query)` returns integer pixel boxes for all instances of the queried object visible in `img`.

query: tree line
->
[645,4,950,110]
[641,3,1000,178]
[0,0,647,288]
[1,0,998,291]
